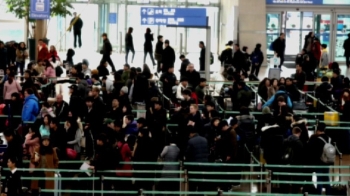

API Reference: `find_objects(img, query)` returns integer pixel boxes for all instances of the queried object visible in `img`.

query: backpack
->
[269,42,274,51]
[210,52,214,65]
[318,137,335,164]
[251,52,260,65]
[282,146,294,164]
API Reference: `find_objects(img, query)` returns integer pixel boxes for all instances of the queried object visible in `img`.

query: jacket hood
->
[291,119,307,127]
[287,134,299,142]
[25,94,38,102]
[261,124,279,132]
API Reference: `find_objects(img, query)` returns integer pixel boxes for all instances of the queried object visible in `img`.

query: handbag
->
[66,148,77,159]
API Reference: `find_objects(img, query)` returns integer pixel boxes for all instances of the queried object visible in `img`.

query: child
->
[1,157,22,196]
[321,44,329,69]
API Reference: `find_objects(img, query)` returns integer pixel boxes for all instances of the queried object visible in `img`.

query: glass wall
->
[0,0,24,42]
[335,15,350,61]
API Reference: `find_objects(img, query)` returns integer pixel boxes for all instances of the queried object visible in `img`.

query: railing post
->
[138,189,144,196]
[179,161,182,196]
[250,151,253,192]
[184,168,188,196]
[217,189,223,196]
[266,170,272,193]
[260,163,263,193]
[179,33,183,54]
[92,169,95,196]
[101,175,104,196]
[304,192,308,196]
[119,32,123,53]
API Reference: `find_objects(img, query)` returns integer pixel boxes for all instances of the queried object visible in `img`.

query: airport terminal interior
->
[1,0,350,195]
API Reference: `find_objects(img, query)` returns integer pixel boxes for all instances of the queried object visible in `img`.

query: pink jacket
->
[3,80,21,100]
[44,66,56,78]
[24,134,40,170]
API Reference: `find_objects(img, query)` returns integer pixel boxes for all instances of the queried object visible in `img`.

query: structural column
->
[238,0,266,64]
[219,0,238,51]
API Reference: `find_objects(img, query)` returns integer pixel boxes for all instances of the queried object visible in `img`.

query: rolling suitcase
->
[268,68,281,79]
[54,172,61,196]
[330,144,347,195]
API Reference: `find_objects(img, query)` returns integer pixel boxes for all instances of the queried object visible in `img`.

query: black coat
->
[199,48,206,70]
[0,47,7,68]
[144,33,154,51]
[71,17,83,32]
[306,134,331,165]
[69,93,85,118]
[260,125,284,164]
[160,72,177,97]
[294,71,306,90]
[180,59,190,77]
[97,65,109,77]
[220,48,233,65]
[273,38,286,56]
[184,70,200,90]
[155,41,163,55]
[161,46,176,71]
[1,169,22,196]
[343,38,350,56]
[50,127,67,159]
[125,33,134,48]
[53,101,69,121]
[102,39,112,55]
[232,49,246,69]
[2,135,23,169]
[185,134,209,162]
[133,73,149,103]
[283,135,304,165]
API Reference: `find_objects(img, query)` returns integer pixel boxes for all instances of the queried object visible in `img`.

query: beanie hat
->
[82,59,89,66]
[121,86,128,94]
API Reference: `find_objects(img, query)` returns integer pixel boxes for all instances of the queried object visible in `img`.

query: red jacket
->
[37,44,49,62]
[116,142,133,177]
[312,42,321,61]
[47,50,58,60]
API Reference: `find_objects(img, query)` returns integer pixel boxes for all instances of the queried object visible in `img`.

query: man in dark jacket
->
[68,85,85,118]
[273,33,286,69]
[306,123,331,195]
[0,41,7,71]
[293,64,306,89]
[315,76,333,104]
[155,35,164,72]
[49,118,67,160]
[133,67,149,103]
[232,44,245,75]
[2,129,23,169]
[97,61,109,77]
[53,94,69,121]
[199,41,206,71]
[100,33,116,72]
[295,49,306,66]
[285,78,300,102]
[160,66,177,100]
[220,41,234,66]
[161,40,176,73]
[235,81,252,110]
[185,126,209,193]
[343,33,350,68]
[179,54,190,77]
[184,63,201,91]
[70,12,83,48]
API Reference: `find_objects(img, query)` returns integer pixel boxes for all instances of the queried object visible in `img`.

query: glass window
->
[266,13,281,56]
[335,15,350,61]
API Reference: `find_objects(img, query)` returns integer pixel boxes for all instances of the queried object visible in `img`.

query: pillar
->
[238,0,266,64]
[35,20,48,61]
[219,0,238,51]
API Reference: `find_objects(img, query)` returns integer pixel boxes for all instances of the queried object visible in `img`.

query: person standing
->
[100,33,116,73]
[199,41,206,71]
[125,27,135,64]
[343,33,350,69]
[273,33,286,70]
[0,41,7,71]
[70,12,83,48]
[250,43,264,76]
[155,35,164,72]
[22,88,39,124]
[1,157,23,196]
[144,28,156,66]
[232,44,245,75]
[37,39,49,62]
[15,42,28,76]
[161,40,175,73]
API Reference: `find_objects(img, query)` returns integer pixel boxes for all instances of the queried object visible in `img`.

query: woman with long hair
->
[43,60,56,78]
[39,114,52,137]
[3,73,21,107]
[142,64,152,79]
[258,78,270,102]
[144,28,156,66]
[23,126,40,168]
[31,136,59,196]
[65,116,82,158]
[47,45,59,60]
[250,43,264,76]
[268,78,279,99]
[16,42,28,75]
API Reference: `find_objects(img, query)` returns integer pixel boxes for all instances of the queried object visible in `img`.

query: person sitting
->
[184,64,200,91]
[195,78,206,104]
[293,64,306,90]
[330,69,342,100]
[176,77,189,101]
[285,78,300,102]
[315,76,333,104]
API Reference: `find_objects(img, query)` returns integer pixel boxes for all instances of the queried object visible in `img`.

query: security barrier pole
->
[138,189,144,196]
[205,27,211,81]
[179,33,183,54]
[260,163,263,193]
[101,175,104,196]
[119,32,123,53]
[304,192,308,196]
[266,170,272,193]
[92,169,95,196]
[184,168,188,196]
[250,152,253,192]
[179,161,182,195]
[217,190,223,196]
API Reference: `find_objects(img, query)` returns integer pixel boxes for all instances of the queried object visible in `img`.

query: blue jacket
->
[22,94,39,122]
[125,121,138,135]
[263,90,293,108]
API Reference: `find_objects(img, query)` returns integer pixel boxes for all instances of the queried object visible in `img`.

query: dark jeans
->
[73,30,82,48]
[279,54,285,68]
[251,63,262,76]
[125,46,135,64]
[316,168,331,195]
[346,55,350,68]
[144,49,156,65]
[100,54,116,72]
[16,61,25,75]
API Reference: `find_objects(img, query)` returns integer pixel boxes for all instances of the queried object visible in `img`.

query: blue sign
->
[29,0,51,20]
[140,7,207,27]
[109,13,117,24]
[266,0,323,4]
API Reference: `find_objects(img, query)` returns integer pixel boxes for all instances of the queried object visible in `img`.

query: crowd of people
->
[0,30,349,196]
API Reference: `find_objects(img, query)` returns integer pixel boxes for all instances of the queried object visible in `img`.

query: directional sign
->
[140,7,207,27]
[266,0,322,4]
[29,0,51,20]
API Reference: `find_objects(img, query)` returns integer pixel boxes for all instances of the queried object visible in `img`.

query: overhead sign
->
[109,13,117,24]
[29,0,51,20]
[140,7,207,27]
[267,0,350,4]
